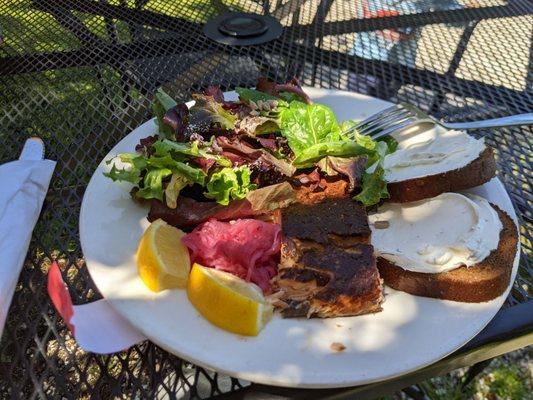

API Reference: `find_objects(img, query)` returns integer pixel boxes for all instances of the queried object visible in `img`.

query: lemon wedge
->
[136,218,190,292]
[187,263,273,336]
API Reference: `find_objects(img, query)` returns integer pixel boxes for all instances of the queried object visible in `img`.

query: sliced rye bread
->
[388,147,496,203]
[377,205,518,302]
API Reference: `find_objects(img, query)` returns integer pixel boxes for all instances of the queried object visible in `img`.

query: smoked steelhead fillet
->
[271,198,383,318]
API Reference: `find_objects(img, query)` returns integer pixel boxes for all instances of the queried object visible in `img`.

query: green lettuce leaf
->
[278,91,305,103]
[340,120,377,149]
[279,103,393,206]
[140,155,205,185]
[152,139,200,158]
[354,165,389,206]
[104,153,148,184]
[105,149,207,205]
[292,141,374,168]
[235,87,305,106]
[165,173,190,209]
[104,163,142,185]
[341,119,398,155]
[137,168,173,201]
[205,166,257,205]
[152,88,178,139]
[235,87,281,104]
[153,139,231,168]
[280,101,341,156]
[379,135,398,154]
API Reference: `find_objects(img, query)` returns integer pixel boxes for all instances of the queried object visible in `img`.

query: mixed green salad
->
[105,78,396,208]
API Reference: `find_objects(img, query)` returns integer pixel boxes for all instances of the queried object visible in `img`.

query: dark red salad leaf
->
[317,156,367,192]
[148,182,295,229]
[184,94,238,140]
[203,85,225,103]
[256,77,278,96]
[135,135,159,156]
[256,77,312,105]
[216,136,295,177]
[190,157,216,173]
[276,77,312,105]
[291,168,325,192]
[256,137,277,151]
[221,102,251,119]
[162,103,189,141]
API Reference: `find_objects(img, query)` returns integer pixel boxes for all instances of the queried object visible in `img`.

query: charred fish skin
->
[273,197,383,318]
[281,198,371,245]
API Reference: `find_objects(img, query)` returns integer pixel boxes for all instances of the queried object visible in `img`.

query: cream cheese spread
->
[384,127,486,183]
[369,193,502,274]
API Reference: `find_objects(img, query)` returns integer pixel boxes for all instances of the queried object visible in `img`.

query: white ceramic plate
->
[80,88,519,388]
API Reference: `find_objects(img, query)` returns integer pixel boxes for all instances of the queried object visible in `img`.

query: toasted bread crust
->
[377,206,518,302]
[388,147,496,203]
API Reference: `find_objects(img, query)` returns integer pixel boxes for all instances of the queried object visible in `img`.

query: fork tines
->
[350,103,422,140]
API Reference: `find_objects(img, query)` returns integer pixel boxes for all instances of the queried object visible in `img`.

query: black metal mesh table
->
[0,0,531,398]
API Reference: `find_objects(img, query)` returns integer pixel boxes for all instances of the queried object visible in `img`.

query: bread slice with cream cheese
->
[369,193,518,302]
[385,128,496,203]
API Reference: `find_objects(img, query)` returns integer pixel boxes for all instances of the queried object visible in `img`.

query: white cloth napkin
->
[48,262,146,353]
[0,158,56,334]
[0,144,145,352]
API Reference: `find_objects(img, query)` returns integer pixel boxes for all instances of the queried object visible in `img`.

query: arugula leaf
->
[152,88,178,139]
[292,141,374,168]
[354,165,389,206]
[280,101,341,156]
[205,166,257,206]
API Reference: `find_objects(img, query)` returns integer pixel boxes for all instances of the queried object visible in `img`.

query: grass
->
[389,351,533,400]
[0,1,531,399]
[484,363,532,400]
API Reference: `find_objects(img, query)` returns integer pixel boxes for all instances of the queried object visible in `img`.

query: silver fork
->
[347,102,533,140]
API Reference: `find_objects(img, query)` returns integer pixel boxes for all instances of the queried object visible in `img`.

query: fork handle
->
[444,113,533,130]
